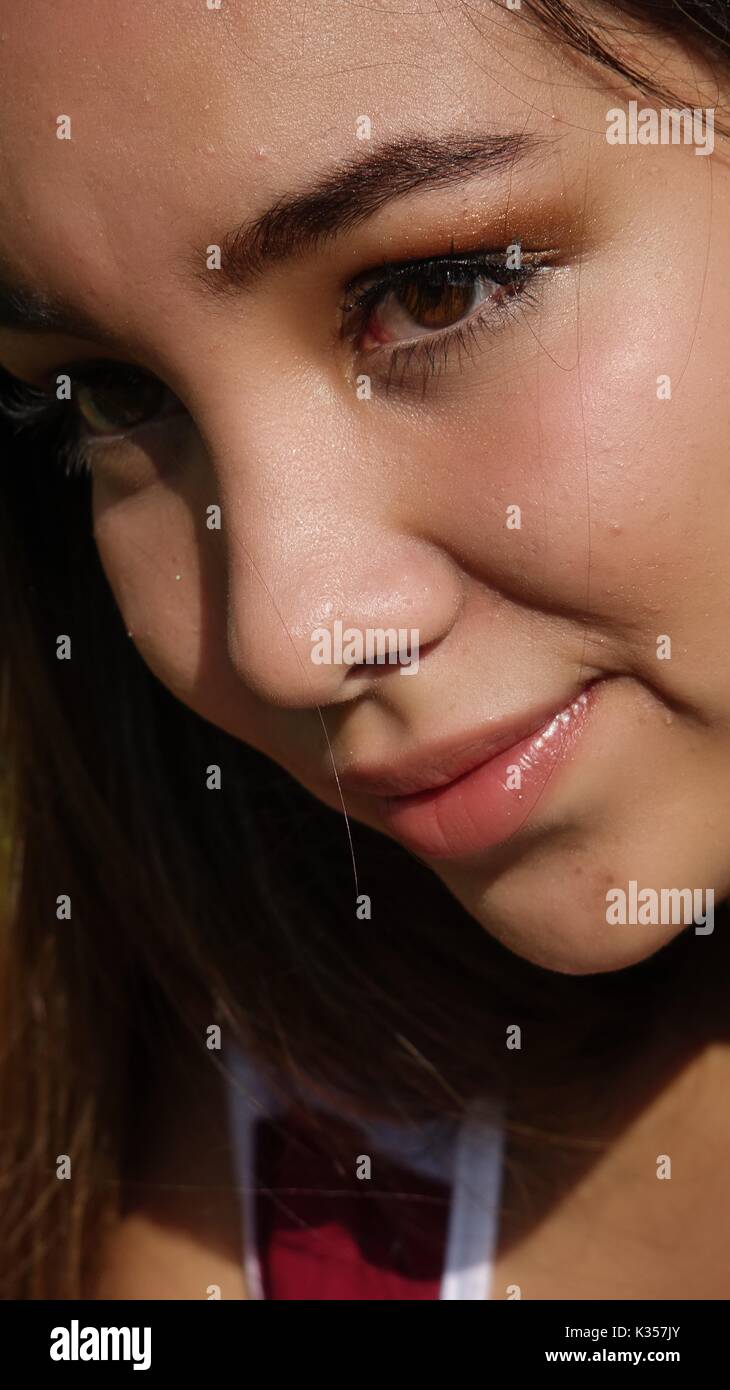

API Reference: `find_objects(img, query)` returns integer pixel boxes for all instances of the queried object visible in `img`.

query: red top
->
[255,1106,452,1300]
[226,1047,504,1301]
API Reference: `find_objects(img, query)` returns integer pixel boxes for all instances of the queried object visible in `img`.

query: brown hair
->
[1,0,729,1298]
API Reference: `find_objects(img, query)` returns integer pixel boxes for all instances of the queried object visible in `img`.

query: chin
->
[435,857,691,976]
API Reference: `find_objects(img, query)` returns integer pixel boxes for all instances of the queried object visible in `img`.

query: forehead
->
[0,2,565,270]
[2,1,631,394]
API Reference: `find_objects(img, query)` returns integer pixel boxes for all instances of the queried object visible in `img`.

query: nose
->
[203,385,463,709]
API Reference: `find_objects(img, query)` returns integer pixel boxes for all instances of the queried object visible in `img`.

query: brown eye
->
[396,275,477,330]
[342,250,547,385]
[74,367,173,436]
[357,266,497,349]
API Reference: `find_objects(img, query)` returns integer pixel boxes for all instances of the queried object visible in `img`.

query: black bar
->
[0,1298,722,1376]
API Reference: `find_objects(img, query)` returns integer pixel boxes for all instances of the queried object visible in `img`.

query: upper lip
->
[333,684,593,799]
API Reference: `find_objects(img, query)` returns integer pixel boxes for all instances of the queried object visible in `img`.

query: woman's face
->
[1,1,728,973]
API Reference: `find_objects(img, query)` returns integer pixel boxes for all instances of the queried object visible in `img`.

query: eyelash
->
[0,365,139,480]
[0,247,549,476]
[340,248,547,394]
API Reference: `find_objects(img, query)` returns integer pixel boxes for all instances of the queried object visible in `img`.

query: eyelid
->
[44,358,163,391]
[340,246,554,314]
[76,382,185,442]
[340,249,555,395]
[64,361,183,424]
[78,407,181,451]
[62,381,187,479]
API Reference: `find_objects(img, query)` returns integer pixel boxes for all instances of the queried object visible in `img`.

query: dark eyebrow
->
[194,131,545,295]
[0,283,106,339]
[0,132,544,336]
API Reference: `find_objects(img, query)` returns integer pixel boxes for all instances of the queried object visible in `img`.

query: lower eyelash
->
[372,276,543,398]
[57,432,96,479]
[0,376,109,481]
[0,383,89,479]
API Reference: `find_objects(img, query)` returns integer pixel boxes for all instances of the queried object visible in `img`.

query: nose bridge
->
[200,376,462,708]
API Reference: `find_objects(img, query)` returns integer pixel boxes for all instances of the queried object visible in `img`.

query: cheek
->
[93,477,206,683]
[92,471,253,731]
[410,246,730,668]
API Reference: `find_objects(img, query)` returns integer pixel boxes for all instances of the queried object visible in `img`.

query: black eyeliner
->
[341,246,545,314]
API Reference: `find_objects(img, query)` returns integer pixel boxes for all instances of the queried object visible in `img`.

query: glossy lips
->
[376,687,596,859]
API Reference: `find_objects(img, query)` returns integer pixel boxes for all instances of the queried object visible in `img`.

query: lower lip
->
[378,684,599,860]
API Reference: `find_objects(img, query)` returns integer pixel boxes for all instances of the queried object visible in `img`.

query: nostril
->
[341,627,433,678]
[309,619,421,674]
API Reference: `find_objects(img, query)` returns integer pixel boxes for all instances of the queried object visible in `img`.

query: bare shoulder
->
[91,1036,249,1300]
[91,1209,248,1300]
